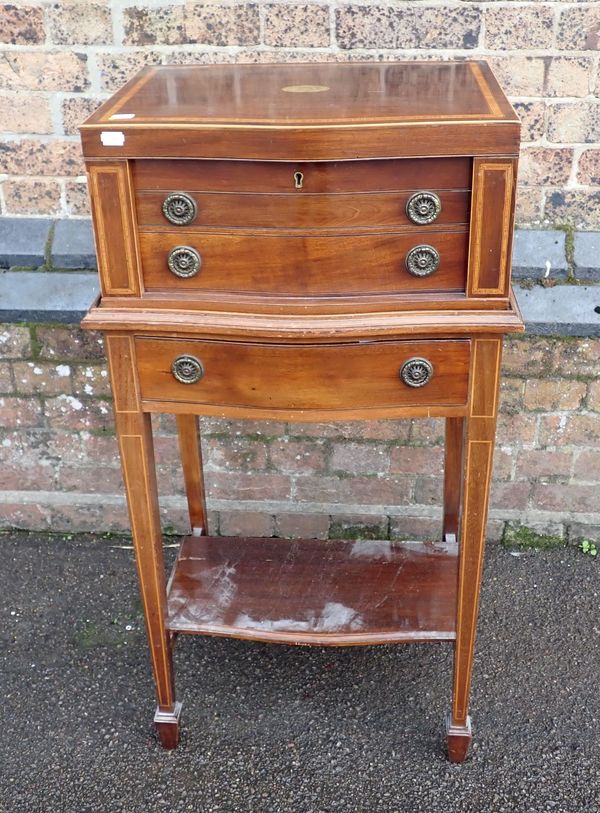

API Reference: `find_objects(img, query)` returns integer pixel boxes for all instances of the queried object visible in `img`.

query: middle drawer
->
[139,231,467,295]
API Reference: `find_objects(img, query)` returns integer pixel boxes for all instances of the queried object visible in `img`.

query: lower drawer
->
[139,231,467,295]
[135,338,471,412]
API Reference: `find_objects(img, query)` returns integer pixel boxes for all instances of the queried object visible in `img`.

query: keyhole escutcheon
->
[294,171,304,190]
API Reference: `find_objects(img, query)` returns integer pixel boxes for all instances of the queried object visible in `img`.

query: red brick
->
[44,395,112,431]
[490,481,530,511]
[499,377,524,413]
[589,381,600,411]
[36,327,105,361]
[295,475,411,505]
[12,361,72,395]
[329,442,389,475]
[205,436,269,473]
[524,379,587,411]
[496,414,538,447]
[0,4,45,45]
[390,515,440,541]
[409,417,445,445]
[156,464,184,496]
[414,476,442,505]
[57,464,123,493]
[275,512,329,539]
[531,484,599,514]
[486,519,506,544]
[0,396,42,428]
[551,339,600,379]
[0,502,48,530]
[207,473,292,501]
[0,362,12,393]
[0,138,85,177]
[577,150,600,186]
[0,464,54,490]
[0,429,53,466]
[492,449,514,481]
[72,364,111,397]
[152,435,181,466]
[48,501,129,534]
[0,326,31,359]
[573,451,600,482]
[270,439,327,473]
[202,418,286,438]
[219,511,274,537]
[539,415,600,448]
[287,420,410,441]
[390,446,443,475]
[516,450,573,480]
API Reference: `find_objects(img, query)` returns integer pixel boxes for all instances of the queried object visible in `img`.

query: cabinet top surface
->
[84,61,517,129]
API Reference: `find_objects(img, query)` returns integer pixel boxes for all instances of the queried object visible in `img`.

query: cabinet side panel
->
[87,162,141,296]
[467,159,516,297]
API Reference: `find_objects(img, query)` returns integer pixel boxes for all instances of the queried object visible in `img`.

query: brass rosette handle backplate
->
[171,355,204,385]
[399,357,434,388]
[406,191,442,225]
[162,192,198,226]
[167,245,202,278]
[405,244,440,278]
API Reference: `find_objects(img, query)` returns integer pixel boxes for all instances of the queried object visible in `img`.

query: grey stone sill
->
[0,271,598,336]
[1,217,600,282]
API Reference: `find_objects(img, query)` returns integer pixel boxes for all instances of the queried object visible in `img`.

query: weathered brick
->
[275,512,329,539]
[44,395,112,431]
[270,439,327,474]
[123,5,184,46]
[0,463,55,491]
[512,101,545,144]
[492,449,513,481]
[205,436,268,472]
[0,93,52,134]
[0,396,43,428]
[0,3,44,44]
[503,337,554,377]
[588,381,600,412]
[499,377,524,414]
[0,326,31,359]
[490,481,530,511]
[329,442,389,475]
[0,502,48,530]
[573,451,600,482]
[97,51,162,94]
[532,484,599,514]
[409,417,445,445]
[545,191,600,230]
[551,339,600,378]
[486,57,545,97]
[3,179,62,216]
[288,420,410,442]
[65,181,90,216]
[519,148,574,188]
[48,1,113,45]
[36,327,105,361]
[335,4,481,49]
[516,450,573,480]
[485,6,554,50]
[72,364,110,398]
[12,361,73,396]
[539,415,600,448]
[57,463,123,493]
[184,3,260,46]
[329,513,389,540]
[219,511,274,537]
[61,96,103,136]
[202,418,286,438]
[0,139,84,177]
[547,102,600,145]
[0,51,89,92]
[390,516,440,542]
[524,379,587,411]
[496,414,538,447]
[0,362,12,393]
[577,150,600,186]
[48,501,129,534]
[295,475,412,505]
[207,472,292,501]
[515,188,543,225]
[389,446,442,475]
[557,6,600,51]
[264,4,330,48]
[414,476,442,505]
[545,57,594,98]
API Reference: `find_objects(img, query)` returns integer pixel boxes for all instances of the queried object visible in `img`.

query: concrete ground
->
[1,531,599,813]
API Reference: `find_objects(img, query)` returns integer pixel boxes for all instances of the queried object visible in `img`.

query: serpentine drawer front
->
[80,61,523,760]
[134,337,471,412]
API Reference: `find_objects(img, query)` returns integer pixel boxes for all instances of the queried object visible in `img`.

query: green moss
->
[329,519,389,541]
[43,221,56,271]
[501,524,565,550]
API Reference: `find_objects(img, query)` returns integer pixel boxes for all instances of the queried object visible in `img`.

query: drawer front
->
[133,157,471,195]
[136,190,470,230]
[139,231,467,295]
[135,338,471,411]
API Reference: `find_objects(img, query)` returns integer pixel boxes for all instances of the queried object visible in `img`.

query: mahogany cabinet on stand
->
[80,62,523,761]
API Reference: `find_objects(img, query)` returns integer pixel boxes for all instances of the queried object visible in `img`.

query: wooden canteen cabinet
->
[80,62,523,761]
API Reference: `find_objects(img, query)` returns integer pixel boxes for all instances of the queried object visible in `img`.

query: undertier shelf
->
[166,535,458,646]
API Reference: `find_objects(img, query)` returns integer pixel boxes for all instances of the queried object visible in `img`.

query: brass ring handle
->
[171,355,204,385]
[399,357,434,388]
[406,191,442,225]
[405,244,440,278]
[162,192,198,226]
[167,245,202,278]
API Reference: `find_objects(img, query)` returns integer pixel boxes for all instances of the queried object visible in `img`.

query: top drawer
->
[134,158,471,232]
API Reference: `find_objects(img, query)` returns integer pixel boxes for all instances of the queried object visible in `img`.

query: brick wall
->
[1,322,599,543]
[0,1,599,227]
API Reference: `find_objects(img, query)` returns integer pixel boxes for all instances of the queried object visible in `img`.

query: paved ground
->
[1,531,599,813]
